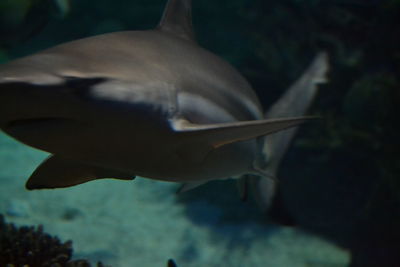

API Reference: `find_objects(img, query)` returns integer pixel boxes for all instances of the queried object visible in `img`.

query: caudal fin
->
[251,52,329,213]
[263,51,329,170]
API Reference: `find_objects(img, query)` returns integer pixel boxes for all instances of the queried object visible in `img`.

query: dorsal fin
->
[157,0,195,41]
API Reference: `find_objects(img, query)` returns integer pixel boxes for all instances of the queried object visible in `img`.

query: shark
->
[0,0,328,208]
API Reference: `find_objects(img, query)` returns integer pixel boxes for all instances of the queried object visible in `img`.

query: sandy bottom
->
[0,133,349,267]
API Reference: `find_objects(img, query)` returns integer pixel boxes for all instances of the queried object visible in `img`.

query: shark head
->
[0,0,328,199]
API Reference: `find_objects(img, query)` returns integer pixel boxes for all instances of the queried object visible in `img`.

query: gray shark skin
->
[0,0,328,197]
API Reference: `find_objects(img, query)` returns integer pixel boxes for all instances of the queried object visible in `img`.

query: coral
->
[167,259,178,267]
[0,214,106,267]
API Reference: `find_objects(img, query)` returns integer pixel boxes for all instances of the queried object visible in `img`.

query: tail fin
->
[263,51,328,170]
[250,52,329,213]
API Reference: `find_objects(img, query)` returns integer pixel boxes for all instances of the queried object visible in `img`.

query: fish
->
[0,0,328,208]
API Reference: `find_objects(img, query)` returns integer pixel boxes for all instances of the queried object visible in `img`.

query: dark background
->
[1,0,399,266]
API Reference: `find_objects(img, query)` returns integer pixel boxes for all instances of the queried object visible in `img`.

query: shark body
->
[0,0,328,200]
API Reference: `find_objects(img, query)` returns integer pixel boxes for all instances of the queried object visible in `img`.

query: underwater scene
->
[0,0,399,266]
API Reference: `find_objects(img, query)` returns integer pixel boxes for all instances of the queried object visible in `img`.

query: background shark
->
[0,0,328,210]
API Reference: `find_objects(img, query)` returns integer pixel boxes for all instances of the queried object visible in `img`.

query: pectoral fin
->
[173,116,314,147]
[26,155,135,190]
[171,116,315,162]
